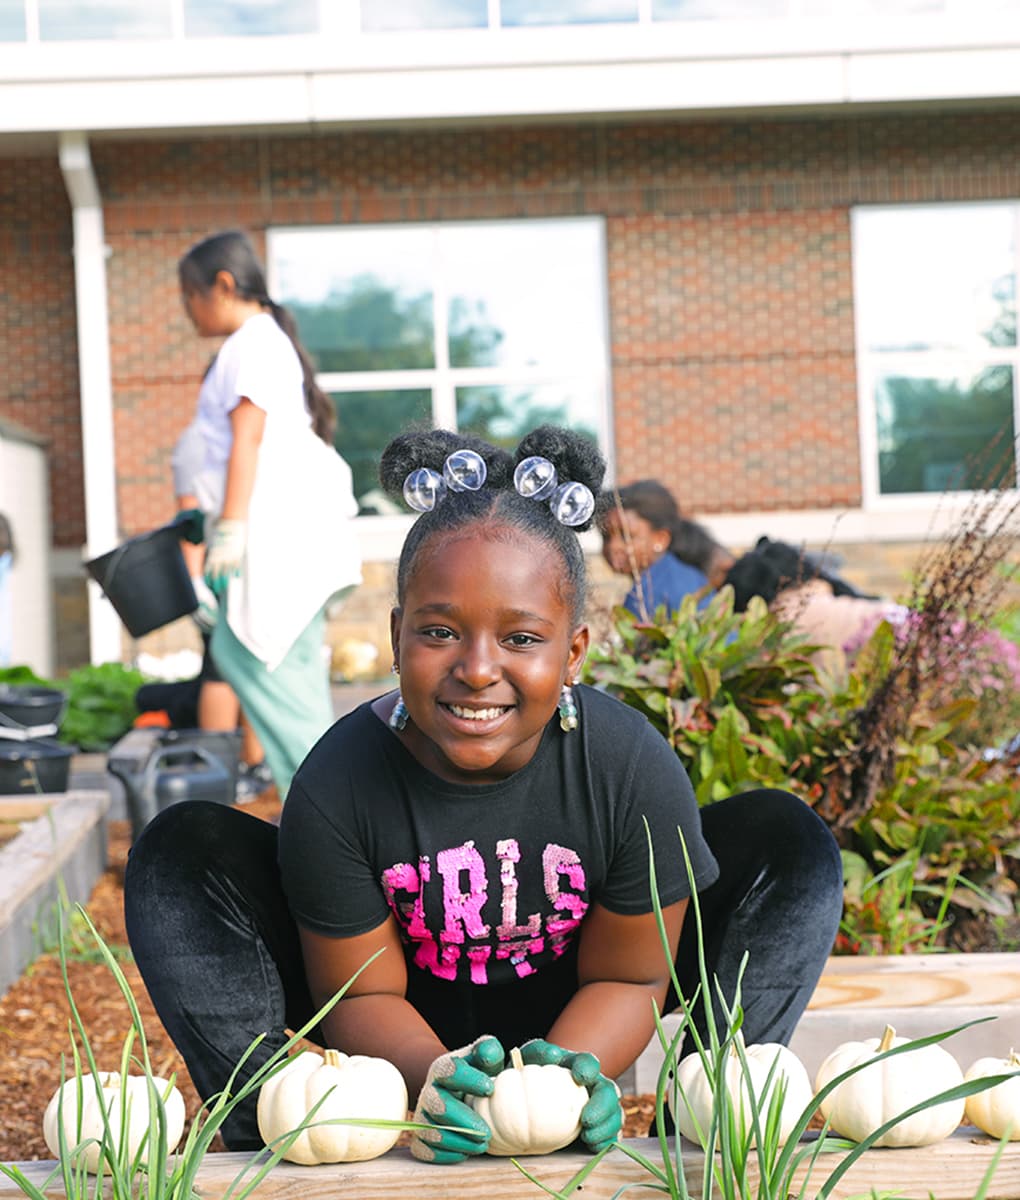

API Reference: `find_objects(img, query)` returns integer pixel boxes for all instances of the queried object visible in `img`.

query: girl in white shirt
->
[177,230,362,799]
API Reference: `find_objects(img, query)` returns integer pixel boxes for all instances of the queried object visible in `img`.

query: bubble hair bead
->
[403,467,447,513]
[513,455,559,501]
[443,449,487,492]
[550,481,595,528]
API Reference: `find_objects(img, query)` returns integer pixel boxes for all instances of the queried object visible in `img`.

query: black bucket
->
[0,739,75,793]
[0,684,67,729]
[85,523,197,638]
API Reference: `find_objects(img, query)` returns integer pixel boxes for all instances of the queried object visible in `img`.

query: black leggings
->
[124,789,842,1149]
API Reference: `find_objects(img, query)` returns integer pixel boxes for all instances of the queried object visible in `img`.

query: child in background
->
[124,426,842,1159]
[174,230,362,798]
[172,416,271,798]
[600,480,734,620]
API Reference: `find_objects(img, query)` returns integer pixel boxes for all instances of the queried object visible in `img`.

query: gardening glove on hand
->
[189,574,219,633]
[520,1039,622,1153]
[410,1035,505,1164]
[204,518,247,595]
[173,507,206,545]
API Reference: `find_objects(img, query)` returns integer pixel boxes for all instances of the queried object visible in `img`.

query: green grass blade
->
[510,1143,617,1198]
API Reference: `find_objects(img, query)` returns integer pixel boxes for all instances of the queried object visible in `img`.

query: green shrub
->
[584,581,1020,955]
[0,662,148,751]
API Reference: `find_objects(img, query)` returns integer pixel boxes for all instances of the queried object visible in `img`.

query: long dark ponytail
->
[178,230,336,444]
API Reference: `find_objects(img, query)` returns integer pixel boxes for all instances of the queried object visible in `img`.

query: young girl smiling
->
[124,425,842,1162]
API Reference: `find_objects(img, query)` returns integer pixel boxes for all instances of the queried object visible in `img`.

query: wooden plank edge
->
[3,1129,1018,1200]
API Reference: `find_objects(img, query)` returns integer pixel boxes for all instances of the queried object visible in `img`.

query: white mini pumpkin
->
[668,1036,813,1147]
[964,1050,1020,1140]
[256,1048,408,1164]
[43,1071,185,1173]
[814,1024,964,1147]
[470,1046,589,1156]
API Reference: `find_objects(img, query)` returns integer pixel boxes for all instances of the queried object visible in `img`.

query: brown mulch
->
[0,794,656,1165]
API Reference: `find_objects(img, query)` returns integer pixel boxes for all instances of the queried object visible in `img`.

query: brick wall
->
[0,155,80,546]
[3,109,1020,664]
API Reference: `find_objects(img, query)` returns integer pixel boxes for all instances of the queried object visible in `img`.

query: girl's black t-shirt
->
[279,684,718,991]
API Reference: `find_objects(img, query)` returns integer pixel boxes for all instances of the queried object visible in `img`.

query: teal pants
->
[210,609,333,800]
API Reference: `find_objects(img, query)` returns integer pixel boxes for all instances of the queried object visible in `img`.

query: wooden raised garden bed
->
[3,1128,1019,1200]
[0,791,110,998]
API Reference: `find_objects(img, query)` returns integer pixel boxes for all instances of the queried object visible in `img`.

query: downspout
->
[58,131,122,665]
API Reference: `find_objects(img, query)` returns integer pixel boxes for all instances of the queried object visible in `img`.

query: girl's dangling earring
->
[389,696,409,732]
[558,683,578,732]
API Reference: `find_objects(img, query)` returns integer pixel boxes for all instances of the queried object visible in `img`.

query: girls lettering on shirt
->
[381,838,589,985]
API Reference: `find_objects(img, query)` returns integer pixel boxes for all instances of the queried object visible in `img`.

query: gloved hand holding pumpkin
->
[518,1038,622,1153]
[410,1034,505,1164]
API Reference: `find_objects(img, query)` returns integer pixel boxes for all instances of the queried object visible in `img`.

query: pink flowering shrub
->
[844,611,1020,750]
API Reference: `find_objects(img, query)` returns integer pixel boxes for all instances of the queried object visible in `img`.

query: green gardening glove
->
[519,1039,622,1152]
[410,1035,505,1164]
[204,518,247,596]
[172,507,206,545]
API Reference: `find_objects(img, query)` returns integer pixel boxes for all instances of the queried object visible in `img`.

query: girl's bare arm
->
[220,397,265,521]
[298,919,449,1102]
[546,899,688,1079]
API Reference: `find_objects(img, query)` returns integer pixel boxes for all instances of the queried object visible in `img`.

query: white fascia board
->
[309,55,844,123]
[847,46,1020,104]
[0,73,314,134]
[0,55,845,134]
[4,28,1020,133]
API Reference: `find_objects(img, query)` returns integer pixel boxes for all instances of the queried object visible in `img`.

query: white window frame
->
[266,217,615,552]
[852,200,1020,513]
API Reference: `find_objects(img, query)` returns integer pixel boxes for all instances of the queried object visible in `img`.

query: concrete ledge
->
[4,1128,1019,1200]
[0,789,111,998]
[633,952,1020,1092]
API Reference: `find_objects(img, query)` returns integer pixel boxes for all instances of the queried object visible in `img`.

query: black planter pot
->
[0,739,75,793]
[0,685,67,730]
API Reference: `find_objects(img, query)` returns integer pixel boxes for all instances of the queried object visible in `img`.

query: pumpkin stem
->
[878,1025,897,1052]
[1010,1050,1020,1067]
[511,1047,525,1071]
[323,1049,344,1068]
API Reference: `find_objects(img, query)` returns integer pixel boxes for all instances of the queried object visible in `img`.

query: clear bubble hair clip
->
[443,449,487,492]
[401,447,594,527]
[403,467,447,513]
[403,450,487,513]
[514,456,594,527]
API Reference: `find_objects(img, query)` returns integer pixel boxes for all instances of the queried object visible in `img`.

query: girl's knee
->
[125,801,247,891]
[717,787,842,887]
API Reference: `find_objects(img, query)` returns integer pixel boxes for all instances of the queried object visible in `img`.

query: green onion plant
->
[516,826,1018,1200]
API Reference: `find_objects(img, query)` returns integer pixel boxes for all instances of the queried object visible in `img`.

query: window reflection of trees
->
[330,389,433,512]
[876,368,1015,494]
[457,386,597,450]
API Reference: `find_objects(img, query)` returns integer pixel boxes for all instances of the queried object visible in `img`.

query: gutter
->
[58,131,122,665]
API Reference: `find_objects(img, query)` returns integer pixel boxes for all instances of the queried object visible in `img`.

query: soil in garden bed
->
[0,793,658,1163]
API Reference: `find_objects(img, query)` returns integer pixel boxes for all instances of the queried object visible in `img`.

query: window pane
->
[445,222,606,369]
[39,0,170,39]
[502,0,637,25]
[653,0,785,18]
[274,228,436,371]
[856,206,1015,353]
[875,367,1016,493]
[185,0,316,36]
[361,0,486,30]
[456,384,599,450]
[0,0,26,40]
[333,390,434,512]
